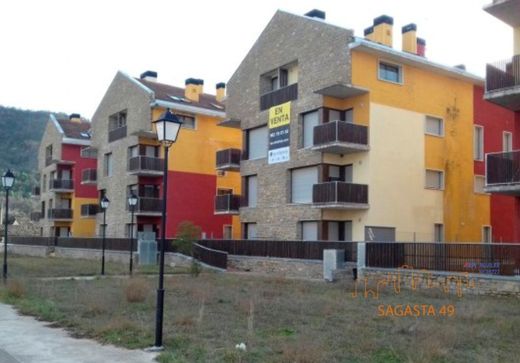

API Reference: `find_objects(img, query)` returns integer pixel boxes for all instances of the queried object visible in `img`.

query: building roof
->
[136,79,225,112]
[55,118,92,140]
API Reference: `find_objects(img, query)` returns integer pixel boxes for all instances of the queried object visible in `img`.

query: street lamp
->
[2,169,15,281]
[100,195,110,276]
[128,192,138,275]
[152,108,182,349]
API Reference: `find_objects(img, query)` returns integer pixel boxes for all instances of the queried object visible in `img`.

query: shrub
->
[124,278,150,303]
[173,221,202,256]
[6,279,25,299]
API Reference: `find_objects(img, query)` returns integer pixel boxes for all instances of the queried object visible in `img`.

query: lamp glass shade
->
[153,109,183,144]
[2,169,15,189]
[100,195,110,210]
[128,193,138,207]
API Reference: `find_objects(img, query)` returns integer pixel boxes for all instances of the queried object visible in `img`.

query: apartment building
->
[226,9,498,242]
[482,0,520,242]
[34,114,98,237]
[90,71,241,239]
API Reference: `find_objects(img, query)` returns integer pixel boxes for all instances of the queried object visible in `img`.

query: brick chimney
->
[417,37,426,57]
[140,70,157,82]
[372,15,393,47]
[69,113,81,123]
[216,82,226,103]
[185,78,203,102]
[402,23,417,54]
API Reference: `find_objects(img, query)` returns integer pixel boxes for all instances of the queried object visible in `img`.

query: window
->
[244,223,257,239]
[291,166,318,203]
[246,126,268,160]
[109,110,127,130]
[179,114,196,129]
[474,126,484,161]
[301,221,318,241]
[425,116,444,136]
[270,76,279,91]
[45,145,53,160]
[434,224,444,242]
[425,169,444,190]
[103,153,113,177]
[379,61,402,83]
[482,226,492,243]
[503,131,513,152]
[302,110,319,148]
[223,225,232,239]
[474,175,486,194]
[246,175,258,207]
[326,165,352,182]
[42,174,47,192]
[217,188,232,196]
[326,221,353,241]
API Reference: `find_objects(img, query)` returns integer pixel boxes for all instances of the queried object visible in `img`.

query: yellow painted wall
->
[351,50,489,242]
[71,197,98,237]
[324,94,370,126]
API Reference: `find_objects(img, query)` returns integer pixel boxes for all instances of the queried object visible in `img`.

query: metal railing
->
[47,208,73,219]
[49,179,74,190]
[80,204,98,217]
[127,197,162,213]
[486,151,520,185]
[313,181,368,205]
[216,148,241,168]
[128,156,164,173]
[108,125,127,142]
[313,120,369,147]
[214,194,241,213]
[30,212,42,221]
[260,83,298,111]
[486,55,520,92]
[193,243,228,269]
[81,169,97,183]
[80,147,98,159]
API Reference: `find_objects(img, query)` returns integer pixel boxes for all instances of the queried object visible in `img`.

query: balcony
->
[49,179,74,192]
[128,156,164,176]
[260,83,298,111]
[312,181,369,209]
[30,212,42,222]
[485,55,520,111]
[484,0,520,27]
[214,194,241,215]
[80,147,98,159]
[312,121,369,154]
[108,125,127,142]
[216,148,241,171]
[80,204,98,217]
[127,197,163,216]
[32,186,40,196]
[485,151,520,195]
[47,208,73,221]
[81,169,97,185]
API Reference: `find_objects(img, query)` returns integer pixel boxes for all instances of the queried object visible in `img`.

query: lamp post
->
[100,195,110,275]
[128,192,138,275]
[152,108,182,349]
[2,169,15,281]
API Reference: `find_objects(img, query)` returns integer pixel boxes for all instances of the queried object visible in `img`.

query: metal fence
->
[193,243,228,269]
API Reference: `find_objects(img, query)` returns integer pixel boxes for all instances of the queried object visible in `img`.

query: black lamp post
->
[100,195,110,275]
[128,192,138,275]
[152,108,182,349]
[2,169,15,281]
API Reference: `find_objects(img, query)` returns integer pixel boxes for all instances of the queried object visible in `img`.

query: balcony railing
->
[486,55,520,92]
[81,169,97,184]
[47,208,73,220]
[80,147,98,159]
[108,125,127,142]
[313,121,369,154]
[260,83,298,111]
[32,186,40,196]
[312,181,369,209]
[128,156,164,175]
[49,179,74,191]
[216,148,241,171]
[485,151,520,195]
[215,194,241,214]
[45,155,53,166]
[80,204,99,217]
[127,197,162,214]
[30,211,42,222]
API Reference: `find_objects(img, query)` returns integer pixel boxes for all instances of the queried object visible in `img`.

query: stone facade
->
[226,11,354,239]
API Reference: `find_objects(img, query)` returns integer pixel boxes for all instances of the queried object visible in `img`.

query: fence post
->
[357,242,366,277]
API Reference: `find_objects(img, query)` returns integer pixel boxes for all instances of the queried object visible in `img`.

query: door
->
[61,169,71,180]
[223,225,232,239]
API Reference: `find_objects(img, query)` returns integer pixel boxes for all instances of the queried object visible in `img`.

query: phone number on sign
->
[377,304,456,317]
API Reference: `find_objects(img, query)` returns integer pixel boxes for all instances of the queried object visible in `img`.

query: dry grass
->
[6,279,25,298]
[124,277,150,303]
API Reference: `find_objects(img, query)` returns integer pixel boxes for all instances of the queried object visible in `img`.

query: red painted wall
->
[61,144,98,198]
[474,85,520,242]
[163,171,232,239]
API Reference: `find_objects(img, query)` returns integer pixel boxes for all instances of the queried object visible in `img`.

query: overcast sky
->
[0,0,512,118]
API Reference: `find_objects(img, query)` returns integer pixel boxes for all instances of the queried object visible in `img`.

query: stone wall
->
[228,255,324,279]
[360,267,520,297]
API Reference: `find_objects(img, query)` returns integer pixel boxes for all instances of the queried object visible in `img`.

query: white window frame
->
[474,125,484,161]
[378,59,403,85]
[482,225,492,243]
[474,175,488,194]
[424,115,444,137]
[178,114,197,130]
[425,169,445,190]
[503,131,513,152]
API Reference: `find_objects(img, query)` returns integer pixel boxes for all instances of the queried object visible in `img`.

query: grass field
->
[1,255,520,363]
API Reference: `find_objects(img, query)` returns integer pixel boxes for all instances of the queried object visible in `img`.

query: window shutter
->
[247,176,258,207]
[291,167,318,203]
[248,126,268,160]
[302,221,318,241]
[303,111,319,148]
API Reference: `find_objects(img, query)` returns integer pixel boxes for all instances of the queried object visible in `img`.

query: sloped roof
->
[55,118,92,140]
[136,79,225,112]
